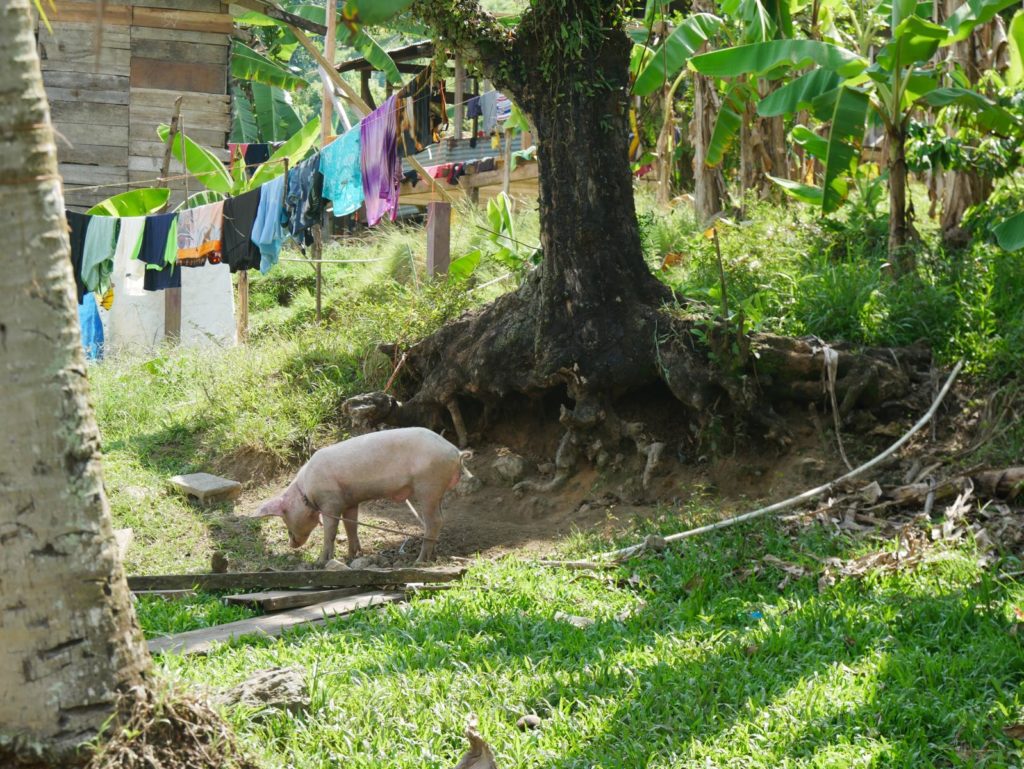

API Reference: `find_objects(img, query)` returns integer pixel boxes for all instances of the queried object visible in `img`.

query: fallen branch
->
[599,360,965,561]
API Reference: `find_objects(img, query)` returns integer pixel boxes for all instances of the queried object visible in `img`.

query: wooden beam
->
[322,0,337,136]
[222,587,365,611]
[408,156,455,204]
[288,24,371,116]
[149,590,405,655]
[127,565,467,592]
[454,55,465,140]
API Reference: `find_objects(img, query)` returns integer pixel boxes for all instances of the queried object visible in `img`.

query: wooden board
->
[130,58,227,95]
[130,139,229,160]
[132,7,234,34]
[129,123,227,147]
[133,0,226,11]
[45,86,130,106]
[45,1,132,26]
[62,143,129,167]
[130,39,229,66]
[127,565,467,592]
[131,88,230,111]
[222,587,367,611]
[148,591,405,655]
[39,30,132,77]
[50,101,128,127]
[132,589,196,600]
[131,105,231,131]
[59,163,129,186]
[130,25,231,46]
[42,71,130,91]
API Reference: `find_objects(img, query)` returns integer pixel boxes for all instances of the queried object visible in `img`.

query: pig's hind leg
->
[410,490,445,564]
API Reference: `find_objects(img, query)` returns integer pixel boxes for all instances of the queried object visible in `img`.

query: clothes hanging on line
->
[479,91,499,134]
[179,258,236,348]
[321,128,363,217]
[138,213,180,292]
[66,211,90,305]
[105,216,163,349]
[360,95,401,227]
[243,143,271,176]
[116,216,147,297]
[177,201,225,267]
[80,215,118,295]
[78,292,104,361]
[251,174,286,274]
[399,67,448,154]
[466,95,482,120]
[222,187,263,273]
[285,154,323,247]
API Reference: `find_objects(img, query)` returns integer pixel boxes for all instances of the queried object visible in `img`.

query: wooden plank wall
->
[39,0,232,209]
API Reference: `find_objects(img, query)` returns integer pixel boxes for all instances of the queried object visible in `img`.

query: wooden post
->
[426,202,451,278]
[453,55,465,141]
[360,69,376,110]
[322,0,337,136]
[312,0,339,325]
[236,272,249,343]
[313,224,323,322]
[471,77,479,141]
[502,128,513,196]
[159,96,183,344]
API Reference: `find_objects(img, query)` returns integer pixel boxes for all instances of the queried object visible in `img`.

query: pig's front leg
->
[315,511,340,567]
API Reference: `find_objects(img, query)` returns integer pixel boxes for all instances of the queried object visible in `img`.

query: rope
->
[63,157,289,193]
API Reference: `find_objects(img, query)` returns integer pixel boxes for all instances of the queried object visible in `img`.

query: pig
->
[254,427,469,565]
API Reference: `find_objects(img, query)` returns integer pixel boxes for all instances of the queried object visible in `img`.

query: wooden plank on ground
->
[132,7,234,34]
[128,566,467,592]
[131,58,227,95]
[148,590,405,655]
[132,589,196,600]
[222,587,366,611]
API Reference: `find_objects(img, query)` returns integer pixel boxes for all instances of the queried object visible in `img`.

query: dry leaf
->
[1002,724,1024,741]
[452,715,500,769]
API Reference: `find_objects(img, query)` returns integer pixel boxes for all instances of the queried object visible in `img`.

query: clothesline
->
[279,255,392,264]
[63,157,290,193]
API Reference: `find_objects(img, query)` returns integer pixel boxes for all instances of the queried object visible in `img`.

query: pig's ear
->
[254,499,284,518]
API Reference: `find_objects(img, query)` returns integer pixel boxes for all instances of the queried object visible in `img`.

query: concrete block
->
[168,472,242,506]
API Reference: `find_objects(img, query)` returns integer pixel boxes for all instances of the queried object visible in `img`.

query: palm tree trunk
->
[887,122,914,274]
[0,2,149,765]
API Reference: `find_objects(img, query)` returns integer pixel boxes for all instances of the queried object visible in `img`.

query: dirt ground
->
[232,411,868,568]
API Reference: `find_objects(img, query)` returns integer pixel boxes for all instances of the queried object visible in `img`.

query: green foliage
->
[157,123,234,194]
[632,13,723,96]
[252,82,304,143]
[230,40,309,92]
[87,188,170,217]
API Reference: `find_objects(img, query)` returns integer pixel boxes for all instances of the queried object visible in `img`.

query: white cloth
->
[180,261,236,348]
[102,217,164,351]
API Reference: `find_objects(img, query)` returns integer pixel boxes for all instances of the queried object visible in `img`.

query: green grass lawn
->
[142,510,1024,768]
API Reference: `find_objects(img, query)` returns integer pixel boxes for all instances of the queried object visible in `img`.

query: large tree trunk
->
[392,0,928,483]
[0,2,150,765]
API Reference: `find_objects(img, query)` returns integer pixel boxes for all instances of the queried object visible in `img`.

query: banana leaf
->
[822,85,869,213]
[919,87,1022,134]
[757,69,841,116]
[633,13,723,96]
[1007,10,1023,86]
[87,188,170,216]
[944,0,1019,43]
[689,39,865,79]
[994,211,1024,252]
[175,190,227,211]
[231,41,308,91]
[252,82,303,142]
[231,85,260,143]
[790,125,828,160]
[705,81,748,167]
[875,15,947,70]
[156,124,233,194]
[249,115,321,189]
[768,174,823,204]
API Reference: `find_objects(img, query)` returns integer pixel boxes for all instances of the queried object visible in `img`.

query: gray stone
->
[456,475,483,496]
[212,666,309,714]
[168,473,242,506]
[324,559,351,571]
[492,451,528,485]
[554,611,595,629]
[349,556,377,570]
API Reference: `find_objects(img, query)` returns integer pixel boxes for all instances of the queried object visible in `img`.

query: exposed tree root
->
[343,282,932,487]
[85,684,258,769]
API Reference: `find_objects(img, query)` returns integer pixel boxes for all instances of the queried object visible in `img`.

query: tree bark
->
[886,122,913,274]
[0,3,149,765]
[692,69,727,222]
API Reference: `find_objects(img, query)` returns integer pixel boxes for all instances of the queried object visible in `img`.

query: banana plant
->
[690,0,1022,271]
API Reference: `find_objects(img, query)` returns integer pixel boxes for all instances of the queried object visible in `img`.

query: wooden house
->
[37,0,233,209]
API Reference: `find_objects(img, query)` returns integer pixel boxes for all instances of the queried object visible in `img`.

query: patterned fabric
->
[321,127,363,217]
[177,201,224,267]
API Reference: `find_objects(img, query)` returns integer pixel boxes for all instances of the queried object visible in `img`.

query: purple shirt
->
[360,95,401,226]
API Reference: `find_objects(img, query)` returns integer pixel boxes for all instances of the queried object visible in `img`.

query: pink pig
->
[254,427,469,565]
